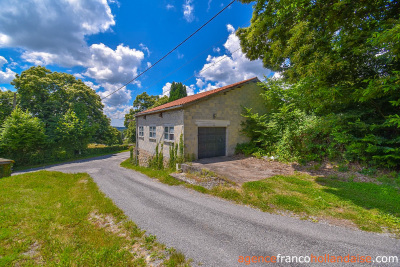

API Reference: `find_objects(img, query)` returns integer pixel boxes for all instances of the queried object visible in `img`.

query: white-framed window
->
[138,126,144,137]
[149,126,156,139]
[164,126,174,141]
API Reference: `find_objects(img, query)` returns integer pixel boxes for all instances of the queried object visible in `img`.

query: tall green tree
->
[11,66,111,144]
[237,0,400,167]
[169,82,187,102]
[132,92,159,112]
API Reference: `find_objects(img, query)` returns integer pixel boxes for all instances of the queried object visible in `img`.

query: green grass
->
[120,159,183,186]
[121,160,400,237]
[210,174,400,235]
[0,171,189,266]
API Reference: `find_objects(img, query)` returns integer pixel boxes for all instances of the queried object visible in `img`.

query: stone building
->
[135,77,265,166]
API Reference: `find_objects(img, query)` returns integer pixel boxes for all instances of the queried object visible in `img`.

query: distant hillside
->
[114,127,127,132]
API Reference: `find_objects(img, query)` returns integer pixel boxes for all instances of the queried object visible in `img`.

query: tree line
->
[237,0,400,168]
[0,66,122,166]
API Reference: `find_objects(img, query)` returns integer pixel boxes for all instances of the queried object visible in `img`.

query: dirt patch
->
[188,155,375,185]
[21,241,43,264]
[88,211,165,266]
[170,172,228,189]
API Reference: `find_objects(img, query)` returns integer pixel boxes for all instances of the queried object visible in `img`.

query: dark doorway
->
[198,127,226,159]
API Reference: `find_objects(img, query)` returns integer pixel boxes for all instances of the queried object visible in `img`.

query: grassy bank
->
[121,159,400,237]
[0,171,190,266]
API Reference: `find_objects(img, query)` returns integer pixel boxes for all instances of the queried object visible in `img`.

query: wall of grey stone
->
[183,82,265,159]
[136,109,184,164]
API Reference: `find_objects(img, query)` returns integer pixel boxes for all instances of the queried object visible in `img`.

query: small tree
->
[0,107,46,156]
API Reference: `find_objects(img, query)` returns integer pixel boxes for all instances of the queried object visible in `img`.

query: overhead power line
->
[101,0,237,100]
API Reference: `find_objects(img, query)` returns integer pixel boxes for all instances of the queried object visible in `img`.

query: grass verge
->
[120,160,183,186]
[0,171,190,266]
[121,159,400,237]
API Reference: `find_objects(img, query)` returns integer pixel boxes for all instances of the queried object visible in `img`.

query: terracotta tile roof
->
[136,77,259,116]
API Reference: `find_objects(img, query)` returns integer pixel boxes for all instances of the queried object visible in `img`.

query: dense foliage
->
[168,82,187,102]
[237,0,400,168]
[0,90,15,126]
[0,66,122,166]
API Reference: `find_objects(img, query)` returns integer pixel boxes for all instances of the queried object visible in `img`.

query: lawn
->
[121,159,400,237]
[0,171,189,266]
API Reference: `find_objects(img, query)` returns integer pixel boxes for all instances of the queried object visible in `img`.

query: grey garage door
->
[198,127,226,159]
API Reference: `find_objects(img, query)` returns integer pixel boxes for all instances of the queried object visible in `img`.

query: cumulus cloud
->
[183,0,195,22]
[195,24,270,92]
[162,82,172,97]
[84,81,101,90]
[0,56,16,83]
[84,43,144,84]
[0,0,115,67]
[98,82,132,108]
[166,4,175,10]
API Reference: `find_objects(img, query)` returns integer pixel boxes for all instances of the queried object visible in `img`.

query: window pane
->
[170,134,174,141]
[164,133,168,140]
[170,127,174,134]
[164,127,168,134]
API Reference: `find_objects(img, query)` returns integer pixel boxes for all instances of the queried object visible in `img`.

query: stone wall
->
[183,82,265,159]
[136,109,184,163]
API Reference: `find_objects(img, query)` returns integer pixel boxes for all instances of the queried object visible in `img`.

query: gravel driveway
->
[14,152,400,266]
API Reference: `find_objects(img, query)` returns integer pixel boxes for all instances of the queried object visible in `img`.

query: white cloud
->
[227,24,235,33]
[196,78,205,89]
[213,47,221,53]
[183,0,195,22]
[98,82,132,109]
[272,72,283,80]
[162,82,172,97]
[0,0,115,67]
[177,51,184,59]
[104,104,131,127]
[166,4,175,10]
[84,81,101,90]
[195,24,270,92]
[139,43,151,56]
[74,73,85,79]
[0,86,8,92]
[0,56,16,83]
[84,43,144,84]
[186,84,195,96]
[207,0,212,12]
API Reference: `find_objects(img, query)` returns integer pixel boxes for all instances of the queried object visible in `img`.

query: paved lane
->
[15,152,400,266]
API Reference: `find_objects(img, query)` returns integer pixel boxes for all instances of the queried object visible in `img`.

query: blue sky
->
[0,0,271,126]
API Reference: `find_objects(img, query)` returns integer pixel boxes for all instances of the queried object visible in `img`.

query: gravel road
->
[15,152,400,266]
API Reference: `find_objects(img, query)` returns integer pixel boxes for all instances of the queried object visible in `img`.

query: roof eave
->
[135,104,184,117]
[135,77,261,117]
